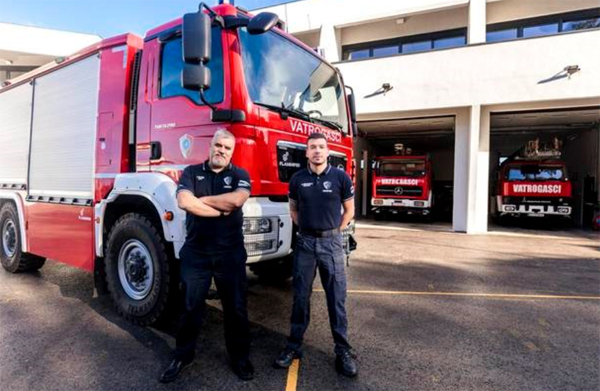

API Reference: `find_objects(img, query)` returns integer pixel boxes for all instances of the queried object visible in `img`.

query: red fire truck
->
[0,2,357,325]
[494,139,572,219]
[371,144,433,219]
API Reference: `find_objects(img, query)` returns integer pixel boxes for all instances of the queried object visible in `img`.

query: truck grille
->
[376,185,423,197]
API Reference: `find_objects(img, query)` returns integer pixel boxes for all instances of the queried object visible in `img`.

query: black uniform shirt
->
[288,165,354,231]
[177,161,251,253]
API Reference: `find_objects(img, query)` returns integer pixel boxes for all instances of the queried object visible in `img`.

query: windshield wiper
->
[310,117,343,132]
[256,102,343,133]
[255,102,311,121]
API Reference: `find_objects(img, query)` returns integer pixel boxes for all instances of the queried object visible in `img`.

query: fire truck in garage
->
[0,2,357,325]
[371,144,433,219]
[494,138,572,220]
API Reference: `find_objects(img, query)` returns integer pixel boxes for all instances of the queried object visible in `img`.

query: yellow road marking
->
[315,289,600,300]
[285,359,300,391]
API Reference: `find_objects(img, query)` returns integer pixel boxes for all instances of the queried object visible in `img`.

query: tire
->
[104,213,171,326]
[250,255,293,283]
[0,202,46,273]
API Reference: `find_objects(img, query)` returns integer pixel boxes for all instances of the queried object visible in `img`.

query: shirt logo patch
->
[323,181,332,190]
[301,182,313,187]
[196,176,205,181]
[224,176,232,186]
[179,134,194,159]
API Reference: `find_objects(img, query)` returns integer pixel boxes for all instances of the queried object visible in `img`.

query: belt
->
[299,228,340,237]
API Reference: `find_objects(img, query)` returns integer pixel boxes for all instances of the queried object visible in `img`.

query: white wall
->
[337,30,600,117]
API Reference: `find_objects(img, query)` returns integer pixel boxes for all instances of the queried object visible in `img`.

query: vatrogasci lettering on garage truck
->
[0,1,358,325]
[494,138,572,219]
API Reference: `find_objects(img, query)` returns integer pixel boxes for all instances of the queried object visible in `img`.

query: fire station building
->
[257,0,600,233]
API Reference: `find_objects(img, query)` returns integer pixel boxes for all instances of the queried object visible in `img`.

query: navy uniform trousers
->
[286,232,352,355]
[174,244,250,362]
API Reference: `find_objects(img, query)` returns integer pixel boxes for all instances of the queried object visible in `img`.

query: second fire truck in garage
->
[494,138,572,220]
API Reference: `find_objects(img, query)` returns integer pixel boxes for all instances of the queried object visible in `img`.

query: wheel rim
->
[117,239,154,301]
[2,219,17,258]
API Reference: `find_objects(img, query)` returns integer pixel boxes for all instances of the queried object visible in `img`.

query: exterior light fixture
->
[564,65,580,78]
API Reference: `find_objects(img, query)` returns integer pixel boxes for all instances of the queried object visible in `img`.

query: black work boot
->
[335,351,358,378]
[232,358,255,381]
[273,348,300,369]
[159,356,194,383]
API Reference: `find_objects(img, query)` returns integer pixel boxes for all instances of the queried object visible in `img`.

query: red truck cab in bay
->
[371,152,433,219]
[495,139,572,219]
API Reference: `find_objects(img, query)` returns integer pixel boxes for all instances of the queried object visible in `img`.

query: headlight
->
[373,199,383,205]
[243,218,273,234]
[414,201,425,207]
[246,240,276,253]
[504,205,516,212]
[557,207,570,214]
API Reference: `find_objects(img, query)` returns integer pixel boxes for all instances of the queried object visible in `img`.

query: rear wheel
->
[0,202,46,273]
[104,213,172,326]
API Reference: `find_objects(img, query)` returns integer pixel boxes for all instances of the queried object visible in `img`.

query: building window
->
[372,45,398,58]
[402,40,431,54]
[348,48,370,60]
[342,28,466,61]
[433,35,466,49]
[160,27,224,105]
[487,8,600,43]
[486,28,518,42]
[563,17,600,31]
[522,23,559,38]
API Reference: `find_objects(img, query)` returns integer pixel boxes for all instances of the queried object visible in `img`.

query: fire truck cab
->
[494,139,572,219]
[371,144,433,219]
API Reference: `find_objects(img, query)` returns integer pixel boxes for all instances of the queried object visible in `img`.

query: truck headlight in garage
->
[504,205,516,212]
[557,207,570,214]
[373,199,383,205]
[414,201,425,207]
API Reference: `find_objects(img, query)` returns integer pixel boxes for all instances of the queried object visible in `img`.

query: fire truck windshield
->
[239,28,349,133]
[378,160,426,177]
[506,164,566,181]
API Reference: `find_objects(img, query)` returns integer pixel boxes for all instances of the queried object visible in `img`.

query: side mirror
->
[348,93,357,122]
[183,11,211,63]
[182,63,211,91]
[347,93,358,138]
[248,12,279,35]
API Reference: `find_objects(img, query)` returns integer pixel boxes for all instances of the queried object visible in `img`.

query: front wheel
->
[104,213,172,326]
[0,202,45,273]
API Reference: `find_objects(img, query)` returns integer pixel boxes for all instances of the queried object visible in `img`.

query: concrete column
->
[468,0,486,45]
[319,24,341,63]
[453,105,490,233]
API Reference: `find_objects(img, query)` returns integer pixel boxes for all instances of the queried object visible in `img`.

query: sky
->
[0,0,295,38]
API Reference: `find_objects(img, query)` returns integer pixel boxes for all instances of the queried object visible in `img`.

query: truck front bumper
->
[372,197,431,210]
[499,203,571,216]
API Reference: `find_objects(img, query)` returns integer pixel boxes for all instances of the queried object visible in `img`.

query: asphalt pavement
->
[1,222,599,391]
